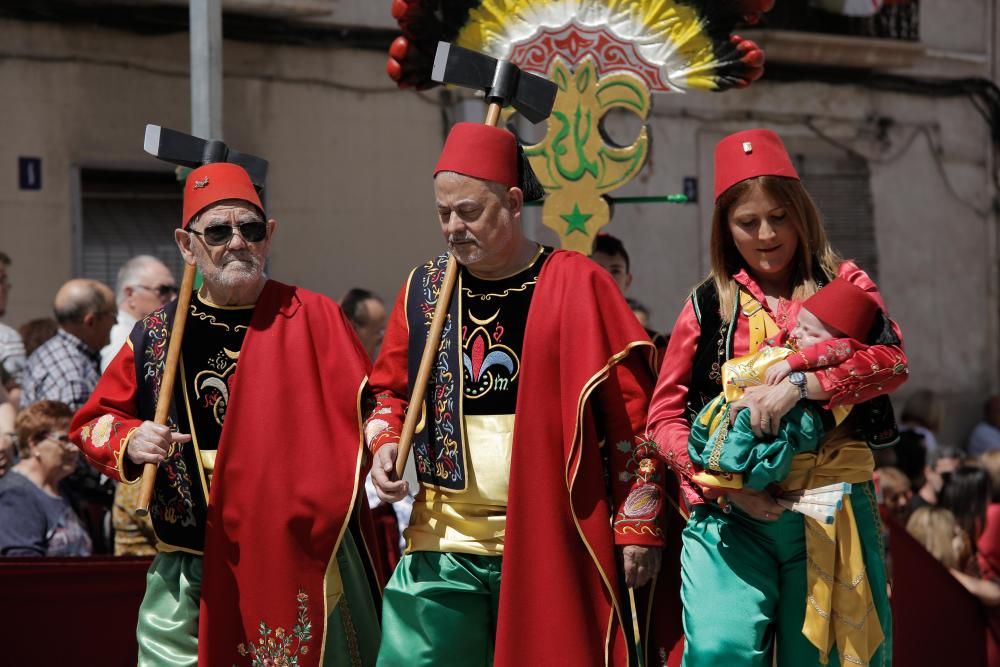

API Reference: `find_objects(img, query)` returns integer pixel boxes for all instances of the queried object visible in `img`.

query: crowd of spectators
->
[0,251,178,556]
[875,389,1000,611]
[4,240,1000,641]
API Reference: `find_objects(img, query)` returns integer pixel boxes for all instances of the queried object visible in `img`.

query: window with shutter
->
[791,152,879,282]
[80,169,185,287]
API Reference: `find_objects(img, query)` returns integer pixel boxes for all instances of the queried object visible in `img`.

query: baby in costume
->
[688,278,880,493]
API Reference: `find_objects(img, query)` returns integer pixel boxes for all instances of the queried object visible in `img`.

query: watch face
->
[789,371,806,386]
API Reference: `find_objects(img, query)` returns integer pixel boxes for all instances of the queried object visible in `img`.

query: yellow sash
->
[740,289,883,665]
[781,432,883,666]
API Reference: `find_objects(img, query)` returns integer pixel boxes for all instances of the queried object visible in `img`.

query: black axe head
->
[431,42,557,124]
[143,125,269,189]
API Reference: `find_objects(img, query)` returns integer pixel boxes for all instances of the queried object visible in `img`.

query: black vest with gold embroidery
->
[129,293,252,553]
[405,249,551,491]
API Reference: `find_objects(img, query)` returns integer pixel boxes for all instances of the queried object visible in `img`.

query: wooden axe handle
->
[135,262,197,516]
[393,102,503,481]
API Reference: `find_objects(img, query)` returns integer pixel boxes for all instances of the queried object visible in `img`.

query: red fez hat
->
[714,129,799,201]
[182,163,264,228]
[434,122,519,188]
[801,278,879,341]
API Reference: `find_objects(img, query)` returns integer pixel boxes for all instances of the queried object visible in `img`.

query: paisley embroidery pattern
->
[151,444,197,528]
[410,255,466,490]
[141,310,169,388]
[613,437,664,538]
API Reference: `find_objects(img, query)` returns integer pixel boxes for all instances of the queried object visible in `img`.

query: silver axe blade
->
[143,124,269,188]
[431,42,557,124]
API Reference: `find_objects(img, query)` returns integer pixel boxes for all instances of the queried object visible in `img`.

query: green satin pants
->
[377,551,502,667]
[680,482,891,667]
[136,531,379,667]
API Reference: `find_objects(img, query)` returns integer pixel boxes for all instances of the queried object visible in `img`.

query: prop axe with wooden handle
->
[394,42,557,479]
[134,125,268,516]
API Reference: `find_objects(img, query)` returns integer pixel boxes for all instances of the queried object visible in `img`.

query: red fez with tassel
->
[182,162,264,228]
[714,128,799,201]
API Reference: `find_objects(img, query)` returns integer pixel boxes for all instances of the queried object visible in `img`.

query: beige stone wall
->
[0,18,445,325]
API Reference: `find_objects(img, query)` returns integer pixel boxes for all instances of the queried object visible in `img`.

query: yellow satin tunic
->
[405,414,514,555]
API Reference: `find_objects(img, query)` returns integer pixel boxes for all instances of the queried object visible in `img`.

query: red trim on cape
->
[197,281,383,667]
[495,251,683,667]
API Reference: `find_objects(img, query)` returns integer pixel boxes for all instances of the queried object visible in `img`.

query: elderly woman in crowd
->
[648,129,908,666]
[0,400,91,556]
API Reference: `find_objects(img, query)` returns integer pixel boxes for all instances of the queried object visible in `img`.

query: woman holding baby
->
[648,129,908,666]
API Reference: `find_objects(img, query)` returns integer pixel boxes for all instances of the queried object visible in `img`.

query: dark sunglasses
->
[137,284,179,299]
[189,221,267,247]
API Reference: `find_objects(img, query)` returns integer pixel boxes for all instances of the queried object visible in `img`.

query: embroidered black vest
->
[404,250,550,490]
[129,296,252,552]
[130,300,208,552]
[406,254,467,491]
[685,278,900,449]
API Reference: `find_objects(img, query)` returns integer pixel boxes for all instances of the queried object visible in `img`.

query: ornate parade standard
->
[387,0,774,252]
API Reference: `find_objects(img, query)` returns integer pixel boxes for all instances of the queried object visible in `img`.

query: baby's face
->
[789,307,837,349]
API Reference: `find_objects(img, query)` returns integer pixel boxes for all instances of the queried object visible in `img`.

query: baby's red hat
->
[802,278,879,340]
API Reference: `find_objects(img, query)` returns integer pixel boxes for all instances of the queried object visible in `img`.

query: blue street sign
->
[18,157,41,191]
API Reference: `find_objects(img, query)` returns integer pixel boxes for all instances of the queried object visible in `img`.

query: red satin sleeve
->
[365,282,409,455]
[69,342,144,483]
[646,299,704,506]
[815,262,908,407]
[593,351,664,547]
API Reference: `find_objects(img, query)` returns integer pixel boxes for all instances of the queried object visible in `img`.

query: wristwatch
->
[788,371,808,399]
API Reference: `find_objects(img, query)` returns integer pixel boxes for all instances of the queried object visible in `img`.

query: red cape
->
[198,282,383,666]
[495,251,684,666]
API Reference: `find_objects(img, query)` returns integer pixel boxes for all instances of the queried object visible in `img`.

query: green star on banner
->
[561,204,592,235]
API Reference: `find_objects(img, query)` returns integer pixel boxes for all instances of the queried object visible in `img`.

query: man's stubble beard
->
[200,252,265,290]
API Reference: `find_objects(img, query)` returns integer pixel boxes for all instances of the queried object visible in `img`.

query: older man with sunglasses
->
[101,255,177,373]
[72,162,384,667]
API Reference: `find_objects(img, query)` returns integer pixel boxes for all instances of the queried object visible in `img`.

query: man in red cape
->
[368,122,684,666]
[71,162,384,667]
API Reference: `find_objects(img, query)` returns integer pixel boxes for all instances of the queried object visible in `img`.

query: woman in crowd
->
[906,505,967,570]
[648,129,907,666]
[0,400,91,556]
[939,464,991,562]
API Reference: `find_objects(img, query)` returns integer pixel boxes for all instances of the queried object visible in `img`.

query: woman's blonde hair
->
[906,505,966,570]
[709,176,841,322]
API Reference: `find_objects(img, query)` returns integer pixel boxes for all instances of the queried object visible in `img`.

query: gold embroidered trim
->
[338,596,362,667]
[189,302,233,331]
[463,277,540,300]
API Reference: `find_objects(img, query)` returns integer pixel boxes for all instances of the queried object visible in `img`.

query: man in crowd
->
[21,279,116,410]
[72,162,382,667]
[591,233,669,368]
[99,256,178,556]
[368,122,681,666]
[101,255,177,372]
[21,278,117,551]
[0,252,18,468]
[341,287,387,360]
[0,252,26,405]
